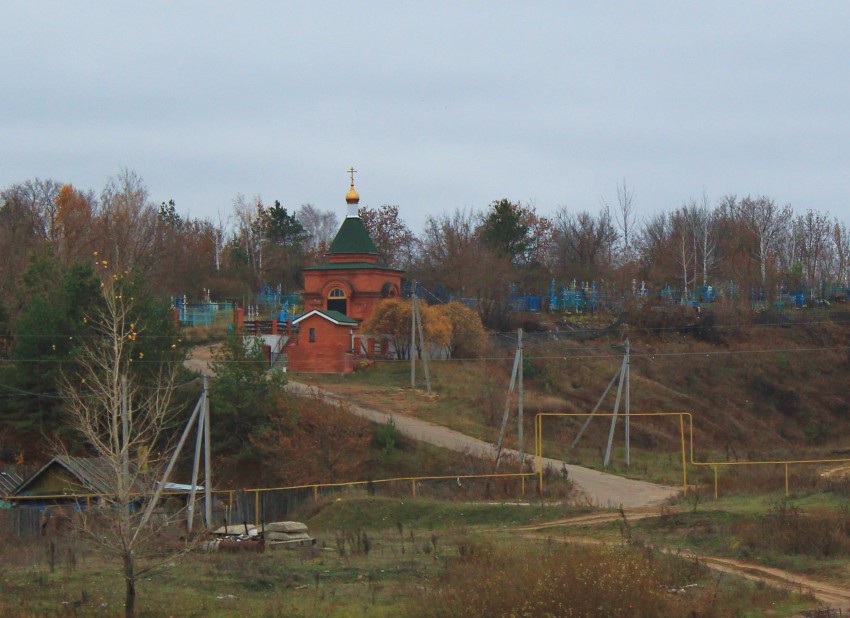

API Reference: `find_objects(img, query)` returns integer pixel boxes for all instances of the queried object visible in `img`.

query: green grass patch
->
[306,496,583,532]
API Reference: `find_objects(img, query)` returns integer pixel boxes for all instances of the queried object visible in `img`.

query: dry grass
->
[410,539,795,618]
[736,500,850,559]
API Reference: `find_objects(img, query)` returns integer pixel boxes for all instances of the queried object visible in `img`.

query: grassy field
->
[0,497,823,617]
[541,491,850,587]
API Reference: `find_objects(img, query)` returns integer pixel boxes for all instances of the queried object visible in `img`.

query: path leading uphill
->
[285,381,678,508]
[184,346,677,507]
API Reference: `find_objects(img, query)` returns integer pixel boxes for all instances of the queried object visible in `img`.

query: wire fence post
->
[713,465,719,499]
[785,463,790,497]
[680,414,688,496]
[537,415,544,495]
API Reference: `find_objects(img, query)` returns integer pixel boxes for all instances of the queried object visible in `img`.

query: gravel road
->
[286,381,679,508]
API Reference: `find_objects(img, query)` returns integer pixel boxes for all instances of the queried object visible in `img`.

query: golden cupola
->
[345,166,360,217]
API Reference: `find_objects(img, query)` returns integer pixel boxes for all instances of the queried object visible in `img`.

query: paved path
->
[286,381,678,508]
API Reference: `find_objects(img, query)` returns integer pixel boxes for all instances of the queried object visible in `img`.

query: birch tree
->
[737,196,793,285]
[62,277,185,618]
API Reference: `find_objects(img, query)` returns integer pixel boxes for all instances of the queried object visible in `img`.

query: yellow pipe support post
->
[713,465,719,500]
[537,415,544,495]
[521,475,525,497]
[680,414,688,496]
[411,480,416,498]
[313,485,318,503]
[255,490,260,527]
[785,463,790,497]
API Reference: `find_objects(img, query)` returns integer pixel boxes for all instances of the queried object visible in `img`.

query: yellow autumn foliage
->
[362,298,452,359]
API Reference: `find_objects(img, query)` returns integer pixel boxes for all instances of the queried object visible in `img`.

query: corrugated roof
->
[14,455,134,496]
[0,469,24,494]
[327,217,378,255]
[12,455,199,499]
[55,456,117,494]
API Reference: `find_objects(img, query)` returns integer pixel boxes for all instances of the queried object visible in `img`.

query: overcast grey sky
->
[2,2,848,232]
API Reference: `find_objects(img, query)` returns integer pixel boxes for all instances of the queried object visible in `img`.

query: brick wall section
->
[301,267,402,322]
[285,314,354,373]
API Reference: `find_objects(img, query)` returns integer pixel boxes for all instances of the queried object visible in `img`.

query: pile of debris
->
[264,521,314,547]
[204,521,314,552]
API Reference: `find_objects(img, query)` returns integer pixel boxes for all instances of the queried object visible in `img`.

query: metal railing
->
[534,411,850,498]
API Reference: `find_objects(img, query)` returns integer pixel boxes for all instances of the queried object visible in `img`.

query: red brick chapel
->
[284,172,403,373]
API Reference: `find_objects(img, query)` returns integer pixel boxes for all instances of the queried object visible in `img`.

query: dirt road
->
[511,512,850,609]
[286,381,678,508]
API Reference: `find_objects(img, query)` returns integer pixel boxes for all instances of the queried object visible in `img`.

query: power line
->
[366,344,850,362]
[0,382,63,398]
[3,340,850,365]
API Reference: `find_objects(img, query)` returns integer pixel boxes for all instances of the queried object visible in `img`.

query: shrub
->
[373,416,403,454]
[737,500,850,558]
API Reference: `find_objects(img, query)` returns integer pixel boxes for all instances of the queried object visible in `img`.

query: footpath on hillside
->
[512,512,850,610]
[285,381,678,508]
[184,345,676,507]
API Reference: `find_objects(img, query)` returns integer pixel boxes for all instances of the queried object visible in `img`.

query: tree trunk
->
[124,552,136,618]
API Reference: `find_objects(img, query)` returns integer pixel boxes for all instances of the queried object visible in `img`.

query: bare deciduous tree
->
[793,209,833,292]
[691,192,717,289]
[296,203,338,256]
[95,169,160,274]
[552,205,617,281]
[62,279,186,618]
[832,220,850,288]
[736,195,793,285]
[1,177,63,241]
[359,204,417,269]
[605,179,636,264]
[670,208,696,300]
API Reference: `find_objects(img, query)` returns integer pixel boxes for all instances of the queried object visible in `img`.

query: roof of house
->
[327,217,378,256]
[0,469,24,494]
[14,455,119,496]
[292,309,359,326]
[12,455,200,498]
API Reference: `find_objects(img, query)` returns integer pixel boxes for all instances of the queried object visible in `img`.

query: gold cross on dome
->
[347,166,357,186]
